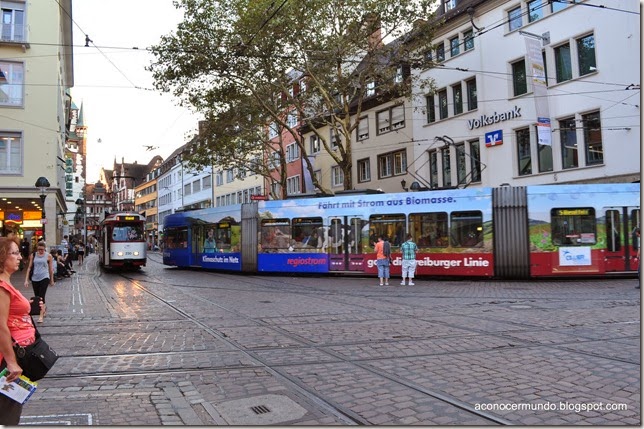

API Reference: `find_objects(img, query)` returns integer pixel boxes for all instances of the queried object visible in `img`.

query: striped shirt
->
[400,240,417,260]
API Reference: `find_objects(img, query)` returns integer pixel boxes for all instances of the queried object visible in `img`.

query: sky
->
[71,0,200,182]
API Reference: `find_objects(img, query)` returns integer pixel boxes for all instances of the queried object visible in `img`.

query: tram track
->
[89,264,633,424]
[55,257,637,425]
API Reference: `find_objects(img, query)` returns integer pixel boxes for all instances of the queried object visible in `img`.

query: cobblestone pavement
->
[11,253,641,425]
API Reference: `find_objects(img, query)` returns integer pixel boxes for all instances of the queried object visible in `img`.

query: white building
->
[410,0,640,189]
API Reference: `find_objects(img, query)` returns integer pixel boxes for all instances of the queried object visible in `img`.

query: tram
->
[97,211,147,269]
[162,183,640,279]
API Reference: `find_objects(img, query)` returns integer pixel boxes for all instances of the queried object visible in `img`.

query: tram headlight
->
[133,251,140,256]
[117,251,124,256]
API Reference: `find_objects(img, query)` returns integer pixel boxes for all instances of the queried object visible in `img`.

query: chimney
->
[365,13,383,50]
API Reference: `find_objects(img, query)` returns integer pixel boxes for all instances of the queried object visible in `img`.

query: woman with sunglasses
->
[0,236,36,424]
[23,241,54,323]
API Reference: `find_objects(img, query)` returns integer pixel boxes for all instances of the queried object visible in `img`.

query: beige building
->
[0,0,74,244]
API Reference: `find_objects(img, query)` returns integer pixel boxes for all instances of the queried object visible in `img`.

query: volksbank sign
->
[468,106,521,130]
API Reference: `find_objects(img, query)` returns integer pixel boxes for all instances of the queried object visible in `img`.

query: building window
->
[559,117,578,169]
[309,135,321,154]
[441,147,451,187]
[378,150,406,178]
[516,128,532,176]
[0,7,24,42]
[554,43,572,83]
[528,0,543,22]
[429,150,438,189]
[537,125,553,173]
[183,183,191,196]
[394,66,404,84]
[203,175,212,189]
[464,29,474,51]
[377,104,405,134]
[357,158,371,183]
[577,34,596,76]
[469,140,481,182]
[268,122,279,139]
[0,62,24,106]
[551,0,568,13]
[508,6,522,31]
[0,132,21,174]
[226,170,234,183]
[331,166,344,187]
[583,111,603,165]
[270,152,281,169]
[426,95,436,123]
[450,36,460,57]
[193,179,201,193]
[443,0,456,13]
[366,81,376,97]
[330,126,341,148]
[512,59,527,96]
[466,78,477,110]
[286,143,300,163]
[286,110,298,128]
[357,117,369,141]
[286,176,301,195]
[452,83,463,115]
[391,104,404,130]
[438,89,448,119]
[436,43,445,62]
[455,143,466,185]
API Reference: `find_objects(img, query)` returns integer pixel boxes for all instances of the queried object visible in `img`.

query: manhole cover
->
[216,394,307,425]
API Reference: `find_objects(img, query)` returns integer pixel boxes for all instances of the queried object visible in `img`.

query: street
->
[12,253,641,425]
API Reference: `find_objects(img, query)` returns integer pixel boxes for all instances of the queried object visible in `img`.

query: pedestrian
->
[60,235,69,257]
[400,233,418,286]
[76,241,85,265]
[0,235,37,425]
[23,241,54,323]
[374,235,390,286]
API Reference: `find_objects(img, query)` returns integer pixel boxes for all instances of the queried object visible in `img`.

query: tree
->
[149,0,438,195]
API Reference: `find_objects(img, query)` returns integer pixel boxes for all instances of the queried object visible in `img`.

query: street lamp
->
[35,176,50,242]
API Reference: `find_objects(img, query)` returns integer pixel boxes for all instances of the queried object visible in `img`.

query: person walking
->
[400,233,418,286]
[23,241,54,323]
[0,236,37,425]
[635,227,640,289]
[374,235,391,286]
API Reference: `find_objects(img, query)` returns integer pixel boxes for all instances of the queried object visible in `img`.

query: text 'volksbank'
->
[468,106,522,130]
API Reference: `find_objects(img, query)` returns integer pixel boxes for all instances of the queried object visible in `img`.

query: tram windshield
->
[111,223,144,242]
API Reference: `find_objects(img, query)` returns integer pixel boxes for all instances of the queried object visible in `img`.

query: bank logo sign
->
[485,130,503,147]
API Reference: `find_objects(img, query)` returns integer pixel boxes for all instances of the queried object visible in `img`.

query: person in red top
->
[374,235,391,286]
[0,236,36,425]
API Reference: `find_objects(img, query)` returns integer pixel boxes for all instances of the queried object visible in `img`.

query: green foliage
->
[149,0,438,195]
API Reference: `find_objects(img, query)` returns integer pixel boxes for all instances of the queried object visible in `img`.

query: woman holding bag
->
[0,236,36,425]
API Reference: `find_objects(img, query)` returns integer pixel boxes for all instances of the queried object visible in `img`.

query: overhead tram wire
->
[52,0,151,91]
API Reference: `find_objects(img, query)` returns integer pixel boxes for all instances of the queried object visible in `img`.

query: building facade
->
[0,0,74,243]
[410,0,640,189]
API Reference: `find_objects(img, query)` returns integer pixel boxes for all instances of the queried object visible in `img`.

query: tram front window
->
[112,224,143,242]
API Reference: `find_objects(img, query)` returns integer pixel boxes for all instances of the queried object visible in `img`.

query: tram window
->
[112,224,143,242]
[261,218,291,250]
[368,214,406,248]
[165,227,188,249]
[604,210,621,251]
[450,211,483,247]
[409,212,448,248]
[631,209,641,251]
[292,217,322,249]
[550,208,596,246]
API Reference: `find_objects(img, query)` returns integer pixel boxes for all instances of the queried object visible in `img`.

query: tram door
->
[328,216,366,271]
[604,206,640,272]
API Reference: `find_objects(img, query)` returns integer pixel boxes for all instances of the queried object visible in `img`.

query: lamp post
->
[35,176,50,242]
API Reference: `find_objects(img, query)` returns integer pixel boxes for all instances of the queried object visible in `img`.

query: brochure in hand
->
[0,368,37,404]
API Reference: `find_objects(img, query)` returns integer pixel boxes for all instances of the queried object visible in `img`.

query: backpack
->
[383,240,391,257]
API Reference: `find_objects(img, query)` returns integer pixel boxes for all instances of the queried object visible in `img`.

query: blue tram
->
[162,183,640,279]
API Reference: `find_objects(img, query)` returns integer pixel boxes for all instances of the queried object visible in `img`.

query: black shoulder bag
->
[10,319,59,381]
